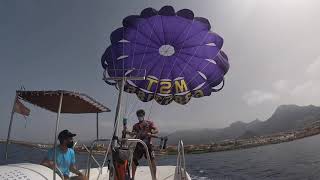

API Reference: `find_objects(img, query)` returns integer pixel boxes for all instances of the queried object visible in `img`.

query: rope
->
[122,12,160,122]
[156,19,197,105]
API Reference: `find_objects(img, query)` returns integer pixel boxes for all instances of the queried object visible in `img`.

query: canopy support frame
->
[96,112,99,140]
[53,92,63,180]
[3,89,110,179]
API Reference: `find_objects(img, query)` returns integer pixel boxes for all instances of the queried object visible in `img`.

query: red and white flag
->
[14,98,30,117]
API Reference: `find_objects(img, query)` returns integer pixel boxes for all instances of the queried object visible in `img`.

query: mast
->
[103,69,145,180]
[111,79,125,147]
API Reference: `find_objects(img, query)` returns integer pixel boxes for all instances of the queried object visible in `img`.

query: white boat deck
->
[0,163,191,180]
[0,163,63,180]
[82,165,181,180]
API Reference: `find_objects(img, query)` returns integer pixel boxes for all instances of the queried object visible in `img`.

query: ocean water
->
[1,134,320,180]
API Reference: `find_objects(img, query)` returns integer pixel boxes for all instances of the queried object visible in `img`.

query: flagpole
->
[5,92,18,161]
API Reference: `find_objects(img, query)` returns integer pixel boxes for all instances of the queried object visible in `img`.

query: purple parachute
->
[101,6,229,105]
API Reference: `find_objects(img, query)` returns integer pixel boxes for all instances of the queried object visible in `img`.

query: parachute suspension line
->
[128,22,141,97]
[183,60,211,93]
[162,19,196,80]
[147,101,154,120]
[146,15,184,109]
[126,95,139,119]
[122,17,141,120]
[177,32,212,96]
[161,24,215,106]
[123,12,152,120]
[186,61,210,87]
[136,11,158,76]
[124,91,129,117]
[127,102,138,122]
[127,10,159,119]
[156,19,197,106]
[151,18,197,107]
[177,32,210,79]
[146,54,167,117]
[110,29,116,78]
[127,99,148,121]
[131,23,140,69]
[121,27,128,122]
[160,31,211,103]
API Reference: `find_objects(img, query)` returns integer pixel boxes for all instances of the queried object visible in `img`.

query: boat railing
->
[82,145,101,170]
[83,138,111,179]
[125,138,157,180]
[82,138,157,180]
[176,140,187,179]
[56,166,65,180]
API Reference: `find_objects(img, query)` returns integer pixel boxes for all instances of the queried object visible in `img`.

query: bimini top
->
[17,90,110,114]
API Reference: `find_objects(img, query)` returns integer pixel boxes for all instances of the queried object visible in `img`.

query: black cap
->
[58,129,76,141]
[136,109,145,117]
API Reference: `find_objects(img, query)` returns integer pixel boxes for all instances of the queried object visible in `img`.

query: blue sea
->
[1,134,320,180]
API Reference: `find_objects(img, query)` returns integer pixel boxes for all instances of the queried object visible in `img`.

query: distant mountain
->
[167,105,320,145]
[166,128,219,145]
[238,130,258,139]
[254,105,320,135]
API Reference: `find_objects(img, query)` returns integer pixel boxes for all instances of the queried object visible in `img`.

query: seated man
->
[128,109,159,179]
[41,129,87,180]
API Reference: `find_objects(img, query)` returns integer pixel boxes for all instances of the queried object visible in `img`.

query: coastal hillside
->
[167,105,320,145]
[254,105,320,135]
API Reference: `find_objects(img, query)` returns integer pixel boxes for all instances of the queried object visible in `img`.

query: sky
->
[1,0,320,143]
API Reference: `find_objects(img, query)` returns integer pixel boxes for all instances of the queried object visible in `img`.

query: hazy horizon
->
[1,0,320,143]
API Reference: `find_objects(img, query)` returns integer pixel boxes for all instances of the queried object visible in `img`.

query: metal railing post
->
[175,140,187,179]
[53,92,63,180]
[84,139,110,179]
[180,140,186,178]
[96,113,99,140]
[127,138,157,180]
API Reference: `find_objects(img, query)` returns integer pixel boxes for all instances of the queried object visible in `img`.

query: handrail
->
[56,166,65,180]
[84,138,157,180]
[127,138,157,180]
[99,140,112,177]
[93,138,157,180]
[82,144,101,169]
[176,140,187,179]
[85,139,111,179]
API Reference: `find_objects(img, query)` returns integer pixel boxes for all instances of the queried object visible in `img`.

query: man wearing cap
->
[128,109,159,179]
[41,130,87,180]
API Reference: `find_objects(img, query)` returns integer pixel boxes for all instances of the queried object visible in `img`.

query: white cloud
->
[288,57,320,101]
[290,81,313,96]
[243,55,320,107]
[273,80,289,92]
[243,90,279,106]
[306,56,320,78]
[290,80,320,98]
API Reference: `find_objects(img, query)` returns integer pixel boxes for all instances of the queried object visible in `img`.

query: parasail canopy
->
[102,6,229,105]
